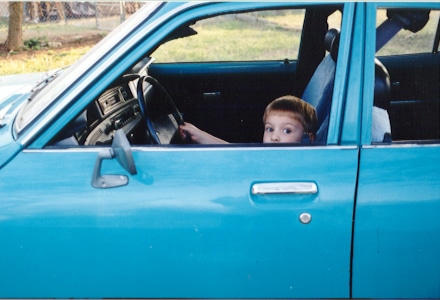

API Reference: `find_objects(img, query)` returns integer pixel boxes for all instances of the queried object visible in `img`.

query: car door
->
[352,2,440,298]
[0,2,359,298]
[0,142,358,298]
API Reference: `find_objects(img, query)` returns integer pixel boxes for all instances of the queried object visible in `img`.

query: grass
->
[0,9,438,75]
[153,12,307,62]
[0,45,94,75]
[0,16,115,75]
[154,19,301,62]
[0,15,118,40]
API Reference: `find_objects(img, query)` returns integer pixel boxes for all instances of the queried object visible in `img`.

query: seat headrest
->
[324,28,340,62]
[387,9,430,33]
[374,59,391,111]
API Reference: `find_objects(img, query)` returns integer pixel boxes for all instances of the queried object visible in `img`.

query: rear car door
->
[353,2,440,298]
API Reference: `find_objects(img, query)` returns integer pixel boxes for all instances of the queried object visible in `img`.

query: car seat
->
[302,7,430,144]
[301,27,394,143]
[300,28,338,143]
[374,8,430,143]
[372,59,392,143]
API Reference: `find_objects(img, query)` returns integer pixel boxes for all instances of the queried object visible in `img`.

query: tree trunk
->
[55,2,65,22]
[30,2,39,23]
[7,2,23,51]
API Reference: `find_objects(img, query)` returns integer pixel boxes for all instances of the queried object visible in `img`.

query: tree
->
[7,2,23,51]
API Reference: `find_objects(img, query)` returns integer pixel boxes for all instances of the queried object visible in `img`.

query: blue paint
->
[0,1,439,298]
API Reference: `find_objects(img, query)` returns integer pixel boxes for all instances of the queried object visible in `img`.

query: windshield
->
[14,2,163,135]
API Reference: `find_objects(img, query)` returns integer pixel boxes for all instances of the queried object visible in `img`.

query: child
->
[179,95,317,144]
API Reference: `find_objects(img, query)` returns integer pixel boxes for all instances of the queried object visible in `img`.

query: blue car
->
[0,2,439,298]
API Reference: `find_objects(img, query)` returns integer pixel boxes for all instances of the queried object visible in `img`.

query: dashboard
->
[64,74,148,146]
[53,57,180,147]
[82,83,143,145]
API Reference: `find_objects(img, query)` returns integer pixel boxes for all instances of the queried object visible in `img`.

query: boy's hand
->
[179,123,228,144]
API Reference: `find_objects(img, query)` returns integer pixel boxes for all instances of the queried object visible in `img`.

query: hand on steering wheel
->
[136,76,188,144]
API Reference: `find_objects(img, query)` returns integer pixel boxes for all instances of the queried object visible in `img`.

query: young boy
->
[179,95,317,144]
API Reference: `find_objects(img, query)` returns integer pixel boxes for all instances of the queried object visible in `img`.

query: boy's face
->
[263,112,304,143]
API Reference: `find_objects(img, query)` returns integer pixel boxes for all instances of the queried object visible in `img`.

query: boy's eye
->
[265,126,273,132]
[283,128,292,134]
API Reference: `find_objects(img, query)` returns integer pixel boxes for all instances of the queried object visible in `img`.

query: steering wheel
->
[136,76,185,144]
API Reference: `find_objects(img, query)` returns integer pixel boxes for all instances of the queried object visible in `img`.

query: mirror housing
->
[92,129,137,188]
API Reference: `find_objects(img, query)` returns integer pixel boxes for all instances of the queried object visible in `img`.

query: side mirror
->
[92,129,137,188]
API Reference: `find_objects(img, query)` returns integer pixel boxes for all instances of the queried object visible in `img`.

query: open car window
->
[49,5,344,148]
[153,9,341,63]
[153,10,306,63]
[373,7,440,144]
[377,9,440,55]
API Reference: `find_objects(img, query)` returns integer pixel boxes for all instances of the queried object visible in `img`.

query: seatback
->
[372,59,392,142]
[302,28,394,143]
[302,9,429,144]
[301,29,339,143]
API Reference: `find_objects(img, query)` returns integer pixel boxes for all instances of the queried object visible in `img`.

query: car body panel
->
[0,1,439,298]
[1,146,358,298]
[0,72,45,100]
[354,145,440,298]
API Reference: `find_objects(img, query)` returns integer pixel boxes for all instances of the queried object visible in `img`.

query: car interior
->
[50,5,439,147]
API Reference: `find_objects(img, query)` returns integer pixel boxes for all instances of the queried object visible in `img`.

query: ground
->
[0,33,103,59]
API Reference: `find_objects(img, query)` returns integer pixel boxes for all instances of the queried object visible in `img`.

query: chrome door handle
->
[251,182,317,195]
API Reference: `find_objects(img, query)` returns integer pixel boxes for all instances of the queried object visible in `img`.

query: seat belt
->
[376,9,430,51]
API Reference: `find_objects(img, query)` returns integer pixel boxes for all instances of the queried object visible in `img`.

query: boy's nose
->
[271,133,280,142]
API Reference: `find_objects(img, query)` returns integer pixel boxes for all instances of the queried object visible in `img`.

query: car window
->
[153,8,341,63]
[373,7,440,143]
[48,5,345,148]
[153,9,306,62]
[377,9,440,55]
